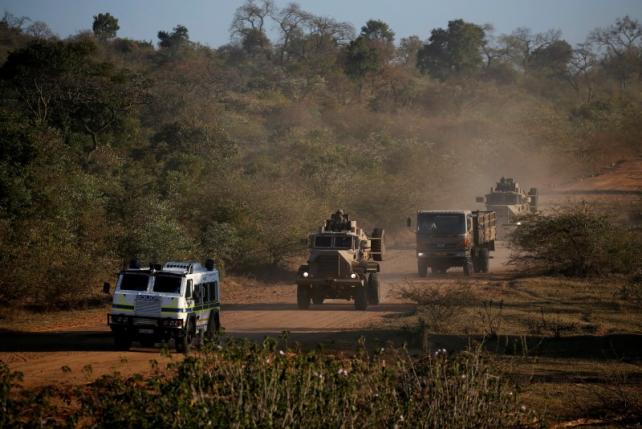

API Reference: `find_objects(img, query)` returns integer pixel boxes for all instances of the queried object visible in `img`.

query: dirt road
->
[0,245,512,388]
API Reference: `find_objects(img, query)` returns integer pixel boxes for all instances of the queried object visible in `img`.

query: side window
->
[196,284,204,305]
[206,282,212,303]
[467,217,472,232]
[186,280,193,299]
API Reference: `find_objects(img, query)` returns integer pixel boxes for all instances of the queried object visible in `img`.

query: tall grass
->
[1,337,535,428]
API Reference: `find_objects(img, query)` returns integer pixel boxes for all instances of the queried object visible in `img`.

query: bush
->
[509,208,641,277]
[1,338,535,428]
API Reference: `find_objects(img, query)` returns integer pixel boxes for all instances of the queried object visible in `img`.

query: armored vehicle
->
[108,259,221,353]
[476,177,537,237]
[411,210,496,276]
[296,210,384,311]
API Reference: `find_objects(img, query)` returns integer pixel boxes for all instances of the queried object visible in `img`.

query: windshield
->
[487,193,520,204]
[153,275,183,294]
[418,213,465,234]
[314,236,332,248]
[334,236,353,249]
[119,273,150,291]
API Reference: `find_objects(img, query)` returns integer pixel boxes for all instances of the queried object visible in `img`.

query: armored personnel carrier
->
[296,210,384,311]
[476,177,537,237]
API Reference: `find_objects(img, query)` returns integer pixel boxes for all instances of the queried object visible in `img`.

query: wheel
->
[371,228,385,261]
[113,333,131,351]
[432,263,447,274]
[205,311,221,340]
[297,284,311,309]
[176,319,194,354]
[418,259,428,277]
[312,289,325,305]
[472,255,480,273]
[463,258,473,276]
[354,286,368,311]
[367,273,380,305]
[140,338,155,348]
[480,248,490,273]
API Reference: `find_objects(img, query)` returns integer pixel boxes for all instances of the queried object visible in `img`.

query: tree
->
[417,19,486,80]
[0,39,149,152]
[589,16,642,88]
[360,19,394,44]
[529,39,573,79]
[344,36,380,81]
[396,35,422,66]
[158,25,190,49]
[272,2,311,64]
[92,13,119,40]
[25,21,55,39]
[230,0,274,37]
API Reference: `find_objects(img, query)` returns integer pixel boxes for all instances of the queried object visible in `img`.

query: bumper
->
[296,277,363,288]
[108,314,185,338]
[417,251,467,259]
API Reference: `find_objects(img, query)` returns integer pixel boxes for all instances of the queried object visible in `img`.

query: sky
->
[1,0,641,47]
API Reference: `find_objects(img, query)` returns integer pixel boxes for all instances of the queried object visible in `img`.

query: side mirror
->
[475,197,484,203]
[102,282,111,294]
[406,217,412,228]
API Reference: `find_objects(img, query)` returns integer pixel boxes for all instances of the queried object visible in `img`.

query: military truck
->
[411,210,496,276]
[476,177,537,238]
[296,210,384,311]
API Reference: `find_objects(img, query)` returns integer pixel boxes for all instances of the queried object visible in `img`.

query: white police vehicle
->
[108,259,221,353]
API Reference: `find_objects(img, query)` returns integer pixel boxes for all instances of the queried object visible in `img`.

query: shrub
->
[509,208,641,277]
[1,338,535,428]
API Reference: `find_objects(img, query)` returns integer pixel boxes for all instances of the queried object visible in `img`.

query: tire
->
[297,284,311,309]
[312,289,325,305]
[371,228,385,261]
[354,286,368,311]
[205,311,221,339]
[463,258,473,276]
[432,263,446,274]
[367,273,380,305]
[113,333,131,351]
[140,338,155,348]
[176,319,194,354]
[472,255,480,273]
[480,248,490,273]
[418,259,428,277]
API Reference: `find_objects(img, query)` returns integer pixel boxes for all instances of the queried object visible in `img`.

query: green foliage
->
[157,25,190,49]
[510,209,641,277]
[360,19,395,43]
[344,36,381,80]
[0,339,535,427]
[92,13,119,40]
[528,39,573,79]
[417,19,486,80]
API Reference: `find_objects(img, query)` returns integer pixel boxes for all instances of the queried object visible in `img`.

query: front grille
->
[134,295,161,318]
[312,255,339,277]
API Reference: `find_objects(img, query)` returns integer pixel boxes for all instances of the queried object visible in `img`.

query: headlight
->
[350,273,357,279]
[417,252,424,257]
[516,221,522,226]
[302,271,309,278]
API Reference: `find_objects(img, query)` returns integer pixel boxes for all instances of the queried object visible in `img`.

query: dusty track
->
[0,245,512,388]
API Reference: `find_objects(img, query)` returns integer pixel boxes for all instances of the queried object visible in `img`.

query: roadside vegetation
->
[509,208,642,276]
[0,337,535,428]
[0,3,641,307]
